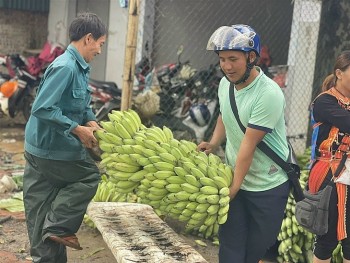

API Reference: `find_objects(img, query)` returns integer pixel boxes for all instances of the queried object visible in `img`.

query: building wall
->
[47,0,128,87]
[0,9,48,55]
[105,0,128,88]
[76,0,110,81]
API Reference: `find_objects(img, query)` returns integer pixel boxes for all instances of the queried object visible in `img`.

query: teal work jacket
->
[24,45,96,161]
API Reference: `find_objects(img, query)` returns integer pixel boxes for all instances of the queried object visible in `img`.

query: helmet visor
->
[206,25,257,52]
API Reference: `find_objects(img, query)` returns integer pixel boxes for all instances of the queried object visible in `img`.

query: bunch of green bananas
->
[297,147,312,170]
[83,214,96,228]
[95,109,234,241]
[332,243,343,263]
[93,175,130,202]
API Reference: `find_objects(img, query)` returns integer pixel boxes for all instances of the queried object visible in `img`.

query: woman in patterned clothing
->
[309,50,350,263]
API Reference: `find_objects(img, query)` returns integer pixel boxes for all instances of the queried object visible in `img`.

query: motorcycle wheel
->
[22,95,34,122]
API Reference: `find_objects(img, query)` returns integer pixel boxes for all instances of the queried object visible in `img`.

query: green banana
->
[153,161,175,171]
[165,183,183,193]
[200,185,219,195]
[114,122,132,139]
[184,174,202,187]
[128,169,148,182]
[108,162,140,173]
[181,183,200,194]
[162,126,174,141]
[159,152,177,165]
[166,175,186,184]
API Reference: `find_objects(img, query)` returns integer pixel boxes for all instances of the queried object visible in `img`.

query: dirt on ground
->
[0,114,219,263]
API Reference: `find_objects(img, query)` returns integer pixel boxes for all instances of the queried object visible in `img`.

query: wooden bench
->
[87,202,208,263]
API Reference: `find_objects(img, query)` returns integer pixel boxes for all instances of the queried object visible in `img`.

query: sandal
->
[49,234,83,250]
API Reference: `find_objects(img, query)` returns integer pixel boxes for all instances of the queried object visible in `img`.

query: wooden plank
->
[87,202,208,263]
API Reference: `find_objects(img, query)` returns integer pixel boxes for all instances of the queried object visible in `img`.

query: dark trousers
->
[23,152,100,263]
[219,181,290,263]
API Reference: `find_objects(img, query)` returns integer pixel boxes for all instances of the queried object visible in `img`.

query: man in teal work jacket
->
[23,12,107,263]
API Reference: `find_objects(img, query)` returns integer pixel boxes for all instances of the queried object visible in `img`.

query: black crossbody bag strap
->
[228,84,290,170]
[228,83,305,201]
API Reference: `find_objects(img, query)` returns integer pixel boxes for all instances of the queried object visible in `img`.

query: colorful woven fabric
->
[309,87,350,240]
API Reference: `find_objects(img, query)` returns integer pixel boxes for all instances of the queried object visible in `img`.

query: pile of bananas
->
[296,147,312,170]
[94,109,233,241]
[93,174,138,203]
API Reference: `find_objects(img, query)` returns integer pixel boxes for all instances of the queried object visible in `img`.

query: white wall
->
[48,0,128,88]
[135,0,155,64]
[76,0,110,81]
[105,0,128,89]
[47,0,73,46]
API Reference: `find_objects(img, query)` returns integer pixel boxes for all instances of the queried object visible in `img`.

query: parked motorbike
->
[134,42,152,93]
[89,78,122,122]
[135,45,196,95]
[0,43,64,122]
[166,62,221,142]
[0,57,11,86]
[0,54,39,121]
[149,62,222,143]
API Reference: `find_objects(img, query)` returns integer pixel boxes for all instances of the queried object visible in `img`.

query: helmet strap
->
[233,52,258,85]
[221,52,258,85]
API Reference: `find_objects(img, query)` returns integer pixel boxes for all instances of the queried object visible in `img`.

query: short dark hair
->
[69,12,107,42]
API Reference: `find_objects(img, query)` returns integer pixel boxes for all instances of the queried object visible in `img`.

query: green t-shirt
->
[218,68,289,191]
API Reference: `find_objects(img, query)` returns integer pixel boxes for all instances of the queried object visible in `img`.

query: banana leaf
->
[0,191,24,212]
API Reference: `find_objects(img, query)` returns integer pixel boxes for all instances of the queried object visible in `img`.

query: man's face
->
[84,34,106,63]
[218,50,248,83]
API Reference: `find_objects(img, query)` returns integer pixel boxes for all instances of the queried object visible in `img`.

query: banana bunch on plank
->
[95,109,234,241]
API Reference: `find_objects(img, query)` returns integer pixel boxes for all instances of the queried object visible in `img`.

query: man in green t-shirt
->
[198,24,290,263]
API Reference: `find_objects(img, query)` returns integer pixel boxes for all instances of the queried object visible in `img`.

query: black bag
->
[228,84,304,201]
[295,185,332,235]
[295,153,346,235]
